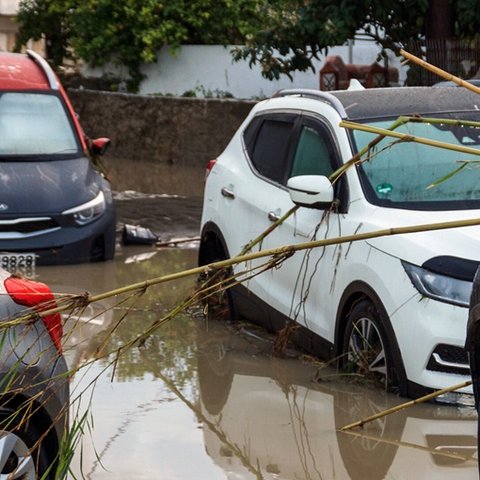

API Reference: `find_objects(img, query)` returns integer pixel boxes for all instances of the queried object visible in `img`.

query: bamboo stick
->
[400,49,480,95]
[340,120,480,157]
[397,116,480,129]
[339,380,472,431]
[28,215,480,320]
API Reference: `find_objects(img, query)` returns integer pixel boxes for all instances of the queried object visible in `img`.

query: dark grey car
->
[0,267,68,478]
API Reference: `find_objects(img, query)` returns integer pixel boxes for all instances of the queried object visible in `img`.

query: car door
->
[260,114,346,346]
[230,112,300,313]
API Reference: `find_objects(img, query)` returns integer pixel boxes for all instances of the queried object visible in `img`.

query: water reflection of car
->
[0,267,69,478]
[199,86,480,399]
[0,50,116,267]
[197,321,478,480]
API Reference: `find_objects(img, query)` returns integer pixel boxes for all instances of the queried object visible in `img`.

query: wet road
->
[32,193,478,479]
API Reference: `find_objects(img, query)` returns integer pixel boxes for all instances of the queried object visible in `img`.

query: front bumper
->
[0,209,116,265]
[393,294,472,394]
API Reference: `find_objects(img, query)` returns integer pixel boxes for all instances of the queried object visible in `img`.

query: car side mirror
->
[287,175,334,209]
[90,137,111,156]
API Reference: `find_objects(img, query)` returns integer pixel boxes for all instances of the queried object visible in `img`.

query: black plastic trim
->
[423,256,480,282]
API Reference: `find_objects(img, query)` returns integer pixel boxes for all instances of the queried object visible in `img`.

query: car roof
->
[0,51,54,91]
[273,86,480,121]
[329,86,480,121]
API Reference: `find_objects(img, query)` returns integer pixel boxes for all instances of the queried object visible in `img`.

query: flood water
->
[32,192,478,479]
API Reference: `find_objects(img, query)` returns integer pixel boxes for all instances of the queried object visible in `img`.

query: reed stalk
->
[21,214,480,322]
[400,49,480,95]
[340,121,480,157]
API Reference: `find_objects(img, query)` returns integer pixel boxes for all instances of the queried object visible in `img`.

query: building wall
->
[83,44,407,99]
[0,0,18,51]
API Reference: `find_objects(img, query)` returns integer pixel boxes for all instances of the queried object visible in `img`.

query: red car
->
[0,50,116,269]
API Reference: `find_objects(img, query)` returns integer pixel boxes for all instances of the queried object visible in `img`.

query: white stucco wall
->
[83,43,407,99]
[0,0,19,15]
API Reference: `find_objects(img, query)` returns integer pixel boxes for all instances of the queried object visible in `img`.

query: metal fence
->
[406,39,480,85]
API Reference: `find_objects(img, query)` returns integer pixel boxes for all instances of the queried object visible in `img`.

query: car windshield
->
[0,92,79,157]
[353,112,480,210]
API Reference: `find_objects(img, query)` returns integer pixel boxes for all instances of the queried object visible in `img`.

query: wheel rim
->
[0,431,35,480]
[347,316,387,385]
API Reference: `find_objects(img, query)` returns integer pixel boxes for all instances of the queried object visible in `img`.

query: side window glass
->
[249,117,294,184]
[243,117,262,159]
[291,124,334,178]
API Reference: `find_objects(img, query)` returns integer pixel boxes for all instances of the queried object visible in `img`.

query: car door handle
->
[268,211,281,222]
[221,187,235,199]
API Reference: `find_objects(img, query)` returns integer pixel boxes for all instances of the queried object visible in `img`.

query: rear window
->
[0,92,79,157]
[244,115,295,184]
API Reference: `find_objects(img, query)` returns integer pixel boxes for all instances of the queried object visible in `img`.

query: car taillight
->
[4,277,63,353]
[205,159,217,181]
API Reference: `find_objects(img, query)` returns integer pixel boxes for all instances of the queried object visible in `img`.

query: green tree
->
[16,0,72,66]
[232,0,480,81]
[16,0,263,91]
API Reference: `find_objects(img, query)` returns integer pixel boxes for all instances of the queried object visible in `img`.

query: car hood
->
[0,157,100,214]
[363,207,480,267]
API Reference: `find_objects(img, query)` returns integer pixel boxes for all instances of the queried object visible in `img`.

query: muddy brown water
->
[32,192,478,479]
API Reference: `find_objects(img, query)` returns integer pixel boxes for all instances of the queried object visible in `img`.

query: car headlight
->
[62,191,106,226]
[402,260,472,307]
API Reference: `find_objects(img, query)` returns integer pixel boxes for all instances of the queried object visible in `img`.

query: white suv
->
[199,86,480,398]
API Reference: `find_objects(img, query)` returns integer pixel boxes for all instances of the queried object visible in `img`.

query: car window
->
[248,115,295,184]
[0,92,79,156]
[290,125,334,178]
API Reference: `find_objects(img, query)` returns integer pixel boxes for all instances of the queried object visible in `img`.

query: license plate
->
[0,253,36,277]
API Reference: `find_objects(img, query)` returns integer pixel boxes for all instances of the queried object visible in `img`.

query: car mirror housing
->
[287,175,334,209]
[91,137,111,156]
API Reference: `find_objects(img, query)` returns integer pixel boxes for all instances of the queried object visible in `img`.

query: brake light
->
[4,277,63,353]
[205,159,217,181]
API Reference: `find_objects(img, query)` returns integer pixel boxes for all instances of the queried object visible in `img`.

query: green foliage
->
[16,0,72,66]
[232,0,480,80]
[16,0,263,91]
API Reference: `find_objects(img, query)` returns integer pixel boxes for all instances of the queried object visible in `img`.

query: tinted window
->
[243,116,262,159]
[291,125,334,178]
[0,92,79,157]
[249,116,295,184]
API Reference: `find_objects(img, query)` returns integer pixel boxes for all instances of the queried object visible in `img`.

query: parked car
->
[199,86,480,399]
[0,267,68,478]
[0,50,116,269]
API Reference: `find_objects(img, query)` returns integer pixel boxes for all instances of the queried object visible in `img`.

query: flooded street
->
[32,192,478,479]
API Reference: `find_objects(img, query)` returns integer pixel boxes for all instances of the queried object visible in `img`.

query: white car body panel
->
[200,87,480,394]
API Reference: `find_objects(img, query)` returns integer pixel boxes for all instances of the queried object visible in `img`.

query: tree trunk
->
[425,0,454,78]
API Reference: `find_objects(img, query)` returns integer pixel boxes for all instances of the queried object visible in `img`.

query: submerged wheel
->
[198,233,235,320]
[342,299,404,392]
[0,409,50,479]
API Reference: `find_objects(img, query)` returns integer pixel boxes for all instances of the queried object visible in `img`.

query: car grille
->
[427,344,470,375]
[0,218,60,238]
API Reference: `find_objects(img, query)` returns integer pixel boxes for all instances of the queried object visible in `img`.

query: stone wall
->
[69,89,256,167]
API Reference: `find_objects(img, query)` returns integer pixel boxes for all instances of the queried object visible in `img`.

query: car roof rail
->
[26,49,58,90]
[272,88,347,119]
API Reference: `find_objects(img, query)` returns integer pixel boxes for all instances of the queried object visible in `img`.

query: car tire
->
[199,234,236,320]
[342,299,405,393]
[0,407,51,479]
